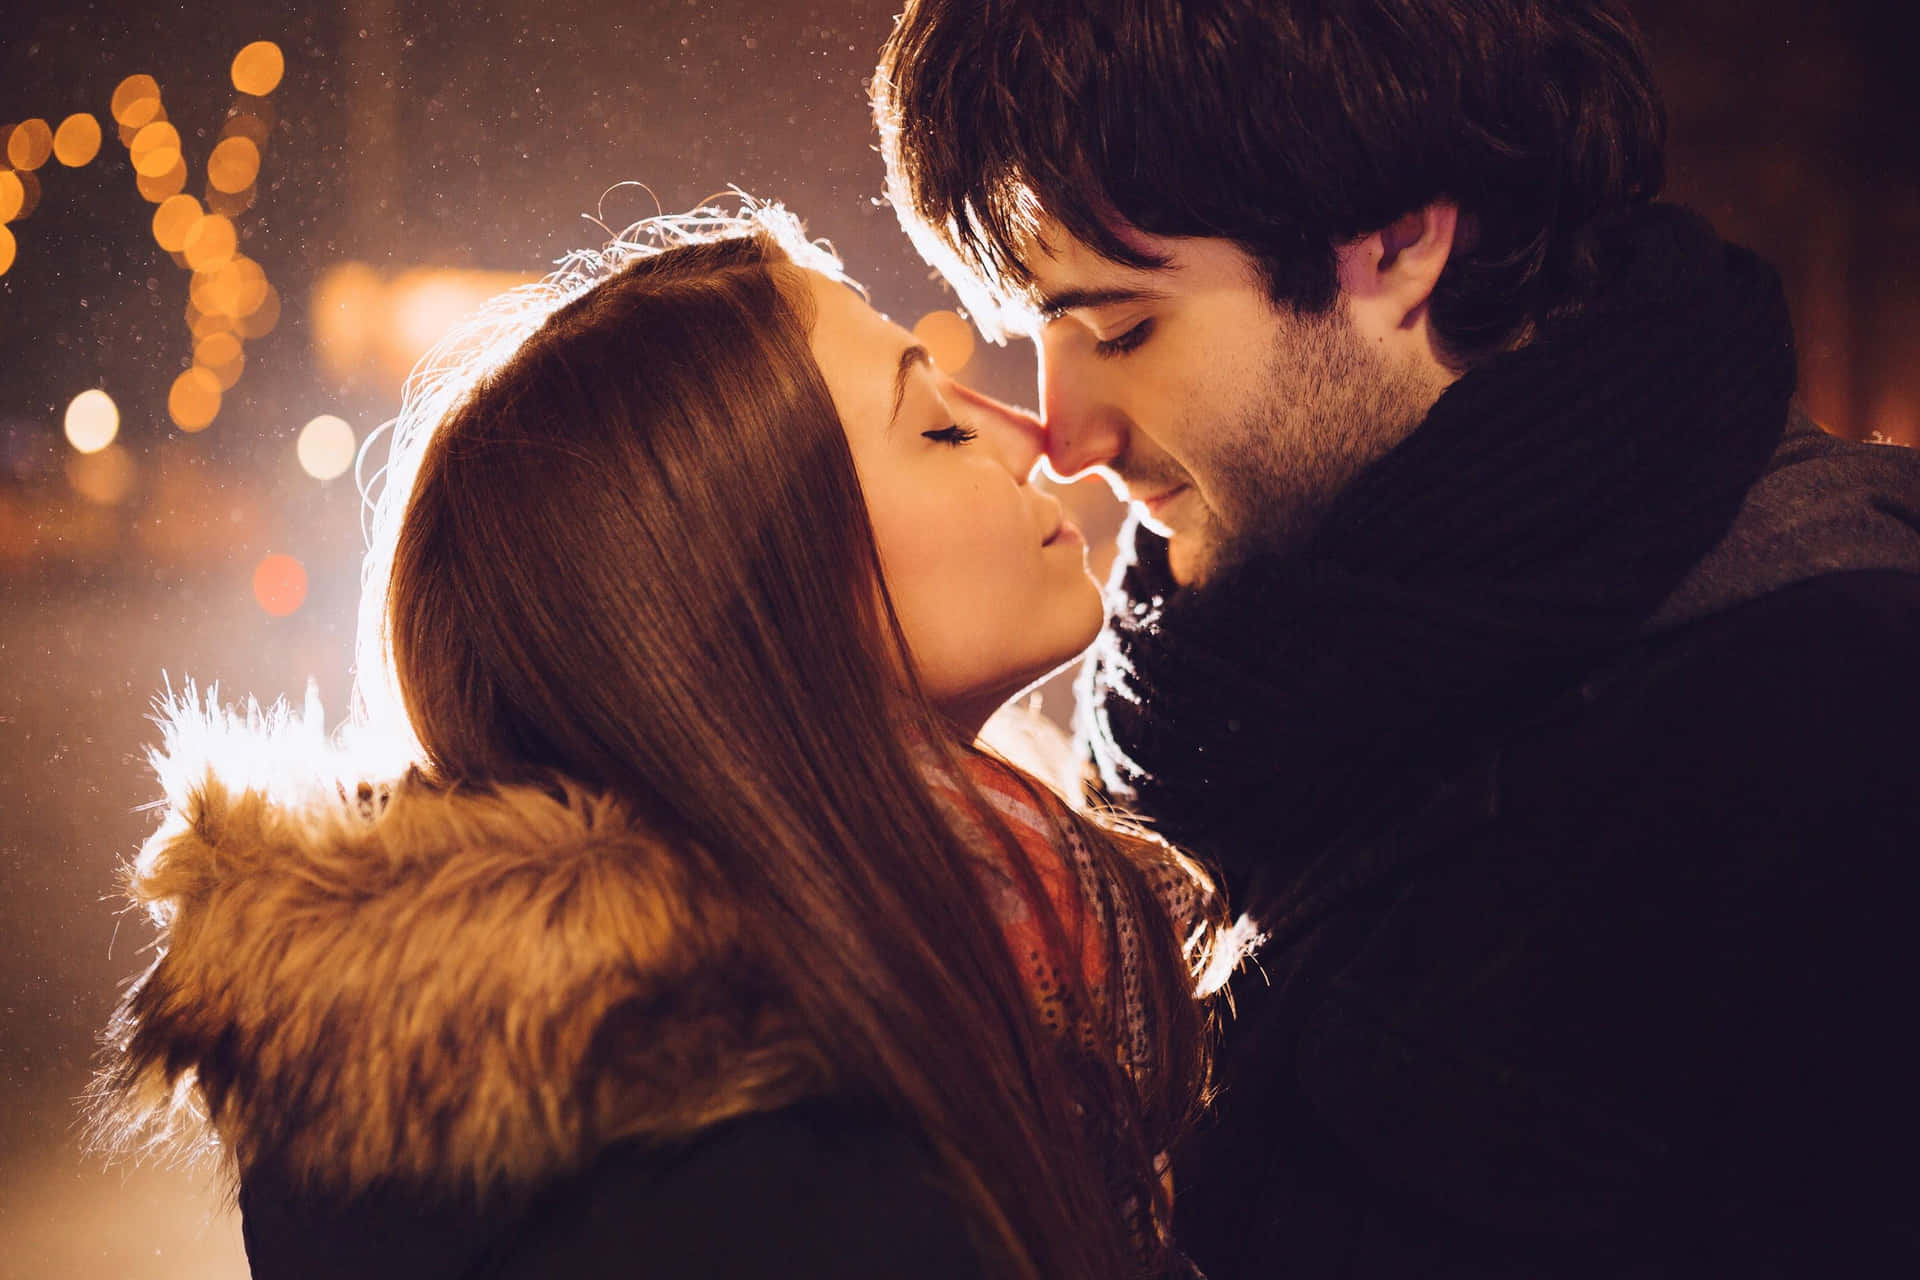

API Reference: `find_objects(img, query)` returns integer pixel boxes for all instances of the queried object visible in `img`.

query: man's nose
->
[944,377,1046,482]
[1039,344,1126,480]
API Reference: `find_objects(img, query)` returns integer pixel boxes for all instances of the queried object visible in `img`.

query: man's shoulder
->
[1554,568,1920,784]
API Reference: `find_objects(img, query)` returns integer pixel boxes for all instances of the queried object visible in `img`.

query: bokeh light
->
[110,74,161,125]
[296,415,357,481]
[0,224,14,276]
[252,553,308,616]
[63,389,120,453]
[0,169,23,221]
[136,159,188,203]
[234,283,281,338]
[231,42,286,97]
[182,214,237,271]
[52,113,102,167]
[912,309,977,375]
[129,121,181,177]
[151,193,202,252]
[65,444,136,506]
[6,118,54,170]
[187,299,233,340]
[194,332,246,390]
[6,168,42,220]
[167,367,222,432]
[207,136,260,193]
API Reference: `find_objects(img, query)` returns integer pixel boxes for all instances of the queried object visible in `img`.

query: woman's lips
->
[1043,518,1083,547]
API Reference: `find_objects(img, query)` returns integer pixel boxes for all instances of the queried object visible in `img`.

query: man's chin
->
[1165,529,1213,587]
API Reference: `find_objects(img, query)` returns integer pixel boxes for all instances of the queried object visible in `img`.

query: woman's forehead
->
[802,269,919,438]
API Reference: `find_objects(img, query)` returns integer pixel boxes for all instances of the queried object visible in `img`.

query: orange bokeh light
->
[182,213,238,271]
[129,120,181,176]
[912,309,977,375]
[7,118,54,170]
[53,113,102,167]
[168,367,223,431]
[152,194,202,252]
[231,42,286,97]
[111,75,162,124]
[207,136,261,193]
[253,554,308,617]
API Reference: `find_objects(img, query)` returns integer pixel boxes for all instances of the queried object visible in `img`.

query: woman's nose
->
[944,377,1046,482]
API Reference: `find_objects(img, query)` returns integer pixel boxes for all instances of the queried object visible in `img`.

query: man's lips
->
[1139,485,1189,519]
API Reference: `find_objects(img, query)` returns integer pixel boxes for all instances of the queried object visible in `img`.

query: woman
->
[93,205,1238,1279]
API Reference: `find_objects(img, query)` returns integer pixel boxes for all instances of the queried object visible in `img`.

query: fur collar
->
[94,691,828,1201]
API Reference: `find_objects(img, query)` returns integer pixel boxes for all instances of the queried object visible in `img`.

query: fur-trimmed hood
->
[94,691,828,1201]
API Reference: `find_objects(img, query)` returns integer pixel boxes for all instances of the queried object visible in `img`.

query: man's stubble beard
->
[1190,303,1440,584]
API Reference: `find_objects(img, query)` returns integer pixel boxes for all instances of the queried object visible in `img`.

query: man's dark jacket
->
[1083,208,1920,1277]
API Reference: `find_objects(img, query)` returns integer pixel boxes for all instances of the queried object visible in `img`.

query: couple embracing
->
[94,2,1920,1277]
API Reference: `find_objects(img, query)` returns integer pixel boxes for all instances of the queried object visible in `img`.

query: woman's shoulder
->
[489,1098,988,1279]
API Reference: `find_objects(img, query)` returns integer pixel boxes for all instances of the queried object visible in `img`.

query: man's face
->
[1025,224,1436,585]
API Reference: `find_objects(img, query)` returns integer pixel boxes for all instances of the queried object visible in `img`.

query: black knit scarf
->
[1078,204,1797,908]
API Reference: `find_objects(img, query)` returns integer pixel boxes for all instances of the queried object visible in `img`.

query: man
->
[875,1,1920,1275]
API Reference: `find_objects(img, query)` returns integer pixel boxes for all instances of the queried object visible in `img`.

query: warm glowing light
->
[913,310,977,375]
[0,170,22,222]
[232,42,286,97]
[116,100,164,144]
[7,118,53,170]
[129,121,181,177]
[187,298,234,339]
[253,553,308,616]
[53,113,102,166]
[136,159,189,203]
[312,263,384,376]
[0,224,14,276]
[297,415,357,480]
[182,213,237,271]
[194,332,246,390]
[63,389,120,453]
[234,283,281,338]
[152,193,202,251]
[168,367,223,431]
[66,444,136,505]
[6,168,41,220]
[207,136,260,193]
[111,75,162,124]
[194,256,268,318]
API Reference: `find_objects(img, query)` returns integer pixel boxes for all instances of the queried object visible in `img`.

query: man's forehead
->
[1003,217,1178,321]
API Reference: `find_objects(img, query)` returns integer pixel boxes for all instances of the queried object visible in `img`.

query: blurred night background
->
[2,1,1915,1275]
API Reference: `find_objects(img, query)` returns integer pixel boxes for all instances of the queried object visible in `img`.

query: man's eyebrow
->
[891,344,931,430]
[1036,285,1167,324]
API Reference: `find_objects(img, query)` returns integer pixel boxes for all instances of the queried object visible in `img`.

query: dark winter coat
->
[1173,562,1920,1277]
[1079,204,1920,1276]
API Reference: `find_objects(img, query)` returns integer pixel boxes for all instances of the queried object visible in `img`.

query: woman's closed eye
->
[922,422,979,446]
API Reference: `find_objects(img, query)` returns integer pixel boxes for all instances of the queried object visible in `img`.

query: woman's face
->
[802,269,1104,733]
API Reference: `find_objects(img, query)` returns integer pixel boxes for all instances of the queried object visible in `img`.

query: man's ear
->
[1335,201,1459,335]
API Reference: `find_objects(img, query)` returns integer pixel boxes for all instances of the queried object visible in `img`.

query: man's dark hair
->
[874,0,1666,364]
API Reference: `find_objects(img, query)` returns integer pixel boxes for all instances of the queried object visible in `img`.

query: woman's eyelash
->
[1093,319,1154,358]
[922,423,978,446]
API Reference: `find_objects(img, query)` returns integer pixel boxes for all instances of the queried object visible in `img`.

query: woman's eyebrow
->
[891,344,932,430]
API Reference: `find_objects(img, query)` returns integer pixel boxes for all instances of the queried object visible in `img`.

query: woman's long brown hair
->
[374,211,1217,1277]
